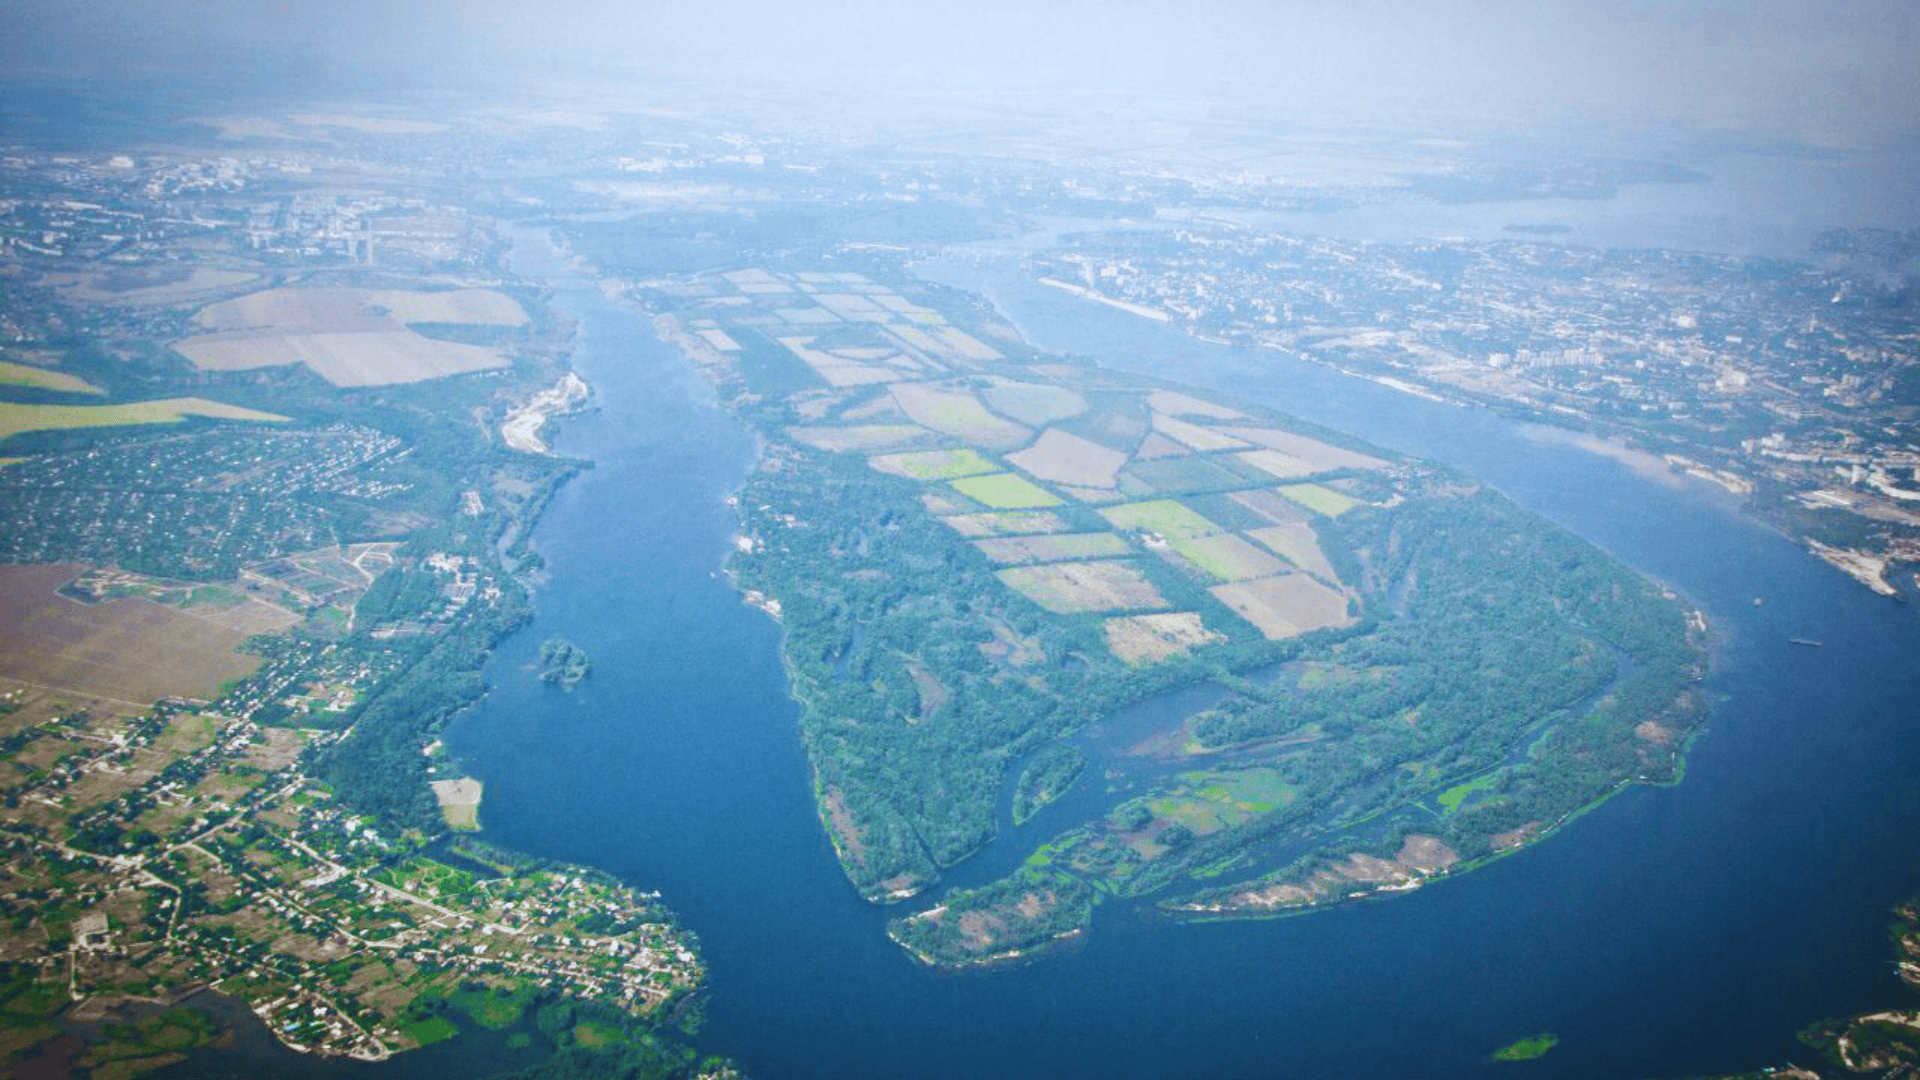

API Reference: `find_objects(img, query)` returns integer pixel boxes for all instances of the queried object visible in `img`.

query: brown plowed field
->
[0,565,259,704]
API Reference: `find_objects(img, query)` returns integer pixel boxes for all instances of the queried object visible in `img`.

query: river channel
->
[172,209,1920,1079]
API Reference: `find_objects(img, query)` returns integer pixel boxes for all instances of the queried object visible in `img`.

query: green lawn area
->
[1437,771,1501,814]
[951,472,1063,509]
[397,857,476,893]
[403,1015,459,1046]
[445,981,541,1030]
[573,1019,625,1047]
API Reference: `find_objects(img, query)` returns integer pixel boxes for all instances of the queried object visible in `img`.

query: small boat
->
[1789,638,1823,647]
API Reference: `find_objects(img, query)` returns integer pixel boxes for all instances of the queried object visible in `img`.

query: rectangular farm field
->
[973,533,1132,565]
[950,472,1063,509]
[999,560,1169,614]
[1099,499,1223,539]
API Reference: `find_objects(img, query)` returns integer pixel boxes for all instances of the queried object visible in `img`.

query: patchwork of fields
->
[173,285,528,386]
[676,266,1390,663]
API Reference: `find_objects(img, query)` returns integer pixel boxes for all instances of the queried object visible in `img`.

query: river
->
[169,214,1920,1079]
[465,222,1920,1079]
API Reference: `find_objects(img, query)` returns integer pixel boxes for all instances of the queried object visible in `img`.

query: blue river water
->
[179,213,1920,1079]
[428,222,1920,1080]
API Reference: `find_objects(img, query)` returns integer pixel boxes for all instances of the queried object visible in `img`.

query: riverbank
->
[502,372,589,454]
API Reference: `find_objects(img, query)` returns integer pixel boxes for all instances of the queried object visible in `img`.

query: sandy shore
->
[502,372,589,454]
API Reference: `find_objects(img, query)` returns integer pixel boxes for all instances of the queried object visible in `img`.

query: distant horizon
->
[5,0,1918,150]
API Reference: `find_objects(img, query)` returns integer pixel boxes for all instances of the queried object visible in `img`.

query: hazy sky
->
[6,0,1917,146]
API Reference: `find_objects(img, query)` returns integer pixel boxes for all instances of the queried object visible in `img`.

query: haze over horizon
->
[5,0,1918,148]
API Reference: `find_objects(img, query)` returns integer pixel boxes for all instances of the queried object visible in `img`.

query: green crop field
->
[870,447,1001,480]
[1167,533,1289,582]
[1099,499,1222,538]
[951,472,1063,509]
[1120,454,1259,495]
[0,398,287,441]
[1276,483,1364,517]
[0,360,102,395]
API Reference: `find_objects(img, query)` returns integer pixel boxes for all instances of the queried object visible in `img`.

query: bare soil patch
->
[1395,835,1459,871]
[1208,573,1354,640]
[889,383,1031,450]
[789,424,934,452]
[176,330,507,387]
[1104,612,1224,664]
[822,787,869,863]
[998,560,1168,614]
[1151,413,1250,452]
[1217,427,1390,471]
[939,511,1069,537]
[1008,428,1128,488]
[1147,390,1248,420]
[1228,489,1311,525]
[973,533,1130,565]
[982,381,1087,427]
[1133,432,1190,460]
[0,564,258,704]
[176,286,525,386]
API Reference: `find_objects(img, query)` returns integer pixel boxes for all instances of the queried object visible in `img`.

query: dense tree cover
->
[539,637,592,691]
[354,566,450,627]
[1142,489,1706,913]
[316,576,532,833]
[730,448,1271,895]
[891,483,1705,962]
[1011,745,1087,825]
[483,1043,726,1080]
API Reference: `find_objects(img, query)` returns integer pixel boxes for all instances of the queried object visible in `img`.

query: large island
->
[641,262,1706,966]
